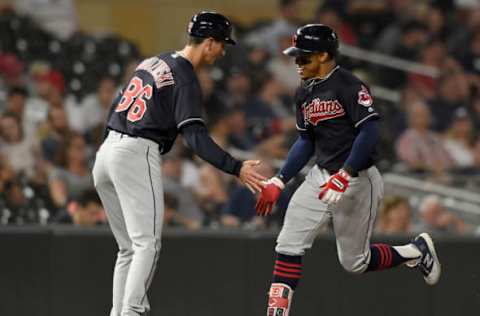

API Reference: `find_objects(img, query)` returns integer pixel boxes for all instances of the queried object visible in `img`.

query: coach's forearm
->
[181,123,242,176]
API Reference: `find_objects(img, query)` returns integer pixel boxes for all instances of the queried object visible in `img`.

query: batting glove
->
[255,177,285,216]
[319,169,351,204]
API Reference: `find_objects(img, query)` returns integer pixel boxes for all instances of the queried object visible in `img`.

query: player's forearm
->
[277,133,314,184]
[343,119,379,175]
[181,123,242,176]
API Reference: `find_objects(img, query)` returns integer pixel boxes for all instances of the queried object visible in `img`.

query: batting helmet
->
[283,24,338,57]
[188,11,236,45]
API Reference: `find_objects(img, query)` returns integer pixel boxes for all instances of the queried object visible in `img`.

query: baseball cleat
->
[410,233,441,285]
[267,283,293,316]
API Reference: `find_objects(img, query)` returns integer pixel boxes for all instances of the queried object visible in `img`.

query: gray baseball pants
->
[276,165,383,274]
[92,130,164,316]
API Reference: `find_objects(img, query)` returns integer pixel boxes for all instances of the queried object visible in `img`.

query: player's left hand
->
[319,169,351,204]
[255,177,285,216]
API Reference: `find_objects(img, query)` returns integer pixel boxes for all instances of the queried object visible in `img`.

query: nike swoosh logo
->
[269,299,277,307]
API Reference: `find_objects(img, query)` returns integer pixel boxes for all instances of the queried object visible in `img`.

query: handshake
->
[254,169,353,216]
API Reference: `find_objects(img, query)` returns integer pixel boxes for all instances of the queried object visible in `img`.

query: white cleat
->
[410,233,442,285]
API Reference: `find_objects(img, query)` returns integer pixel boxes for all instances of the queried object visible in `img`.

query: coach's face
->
[204,38,226,64]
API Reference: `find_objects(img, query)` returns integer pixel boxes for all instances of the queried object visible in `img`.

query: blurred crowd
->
[0,0,479,235]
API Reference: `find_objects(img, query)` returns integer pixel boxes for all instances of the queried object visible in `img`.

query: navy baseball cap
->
[188,11,236,45]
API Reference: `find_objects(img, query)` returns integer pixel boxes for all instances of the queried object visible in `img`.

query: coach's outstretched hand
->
[239,160,267,193]
[255,177,285,216]
[319,169,351,204]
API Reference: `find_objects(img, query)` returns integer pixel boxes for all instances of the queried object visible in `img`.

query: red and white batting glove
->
[319,169,351,204]
[255,177,285,216]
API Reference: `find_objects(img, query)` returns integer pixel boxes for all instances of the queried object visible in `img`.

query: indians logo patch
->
[357,85,373,107]
[303,98,345,125]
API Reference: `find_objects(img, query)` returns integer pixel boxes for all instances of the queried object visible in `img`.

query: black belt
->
[108,129,165,153]
[119,133,137,139]
[108,128,137,139]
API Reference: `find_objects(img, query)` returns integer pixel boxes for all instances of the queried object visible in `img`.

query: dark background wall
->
[1,226,479,316]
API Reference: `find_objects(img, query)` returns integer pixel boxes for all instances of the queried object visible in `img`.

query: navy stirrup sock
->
[272,253,303,290]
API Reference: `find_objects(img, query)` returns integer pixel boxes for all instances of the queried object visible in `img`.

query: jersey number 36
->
[115,76,153,122]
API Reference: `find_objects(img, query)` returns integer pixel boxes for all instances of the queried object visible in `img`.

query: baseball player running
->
[255,24,441,316]
[92,12,265,316]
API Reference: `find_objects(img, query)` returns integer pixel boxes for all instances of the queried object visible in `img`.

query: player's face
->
[294,53,319,79]
[204,39,226,64]
[295,52,331,80]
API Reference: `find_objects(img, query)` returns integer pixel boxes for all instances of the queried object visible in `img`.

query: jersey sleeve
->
[173,81,204,129]
[342,83,379,128]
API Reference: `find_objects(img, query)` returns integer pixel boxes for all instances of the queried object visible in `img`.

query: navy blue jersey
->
[295,66,379,173]
[107,52,203,154]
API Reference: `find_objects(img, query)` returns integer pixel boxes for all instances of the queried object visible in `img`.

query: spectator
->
[0,112,40,179]
[374,0,419,54]
[26,69,65,126]
[244,41,271,90]
[340,0,409,48]
[423,5,448,40]
[314,3,358,46]
[0,53,25,93]
[267,31,300,95]
[3,87,26,116]
[75,76,117,135]
[407,39,447,100]
[469,93,480,131]
[244,72,294,144]
[228,106,255,151]
[208,107,236,149]
[195,163,229,226]
[383,21,429,88]
[205,105,255,151]
[219,68,252,109]
[473,138,480,168]
[428,70,471,132]
[0,153,13,194]
[53,189,106,226]
[3,86,37,138]
[170,140,201,191]
[390,86,424,139]
[443,107,476,171]
[163,192,200,230]
[14,0,78,40]
[458,29,480,75]
[416,194,469,234]
[41,106,71,164]
[47,133,94,210]
[376,196,413,234]
[1,179,38,225]
[161,153,203,229]
[197,67,226,125]
[244,0,300,56]
[396,101,453,178]
[221,161,275,228]
[0,152,40,225]
[448,5,480,62]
